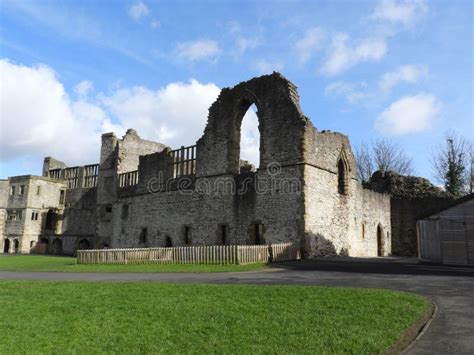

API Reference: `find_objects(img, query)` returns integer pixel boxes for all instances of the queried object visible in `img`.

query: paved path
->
[1,258,473,354]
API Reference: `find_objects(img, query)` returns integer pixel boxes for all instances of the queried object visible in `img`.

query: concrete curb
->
[384,300,437,355]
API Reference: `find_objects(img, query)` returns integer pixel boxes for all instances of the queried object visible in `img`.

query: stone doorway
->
[51,238,62,255]
[3,239,10,253]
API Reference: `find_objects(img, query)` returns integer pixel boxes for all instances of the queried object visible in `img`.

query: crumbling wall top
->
[196,72,311,176]
[369,170,452,199]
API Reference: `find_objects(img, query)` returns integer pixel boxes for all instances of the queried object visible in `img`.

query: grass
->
[0,255,268,272]
[0,281,428,354]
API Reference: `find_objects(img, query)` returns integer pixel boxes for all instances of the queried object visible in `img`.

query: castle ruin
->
[1,73,450,257]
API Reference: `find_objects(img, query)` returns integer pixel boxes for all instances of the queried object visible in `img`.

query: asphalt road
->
[0,257,473,354]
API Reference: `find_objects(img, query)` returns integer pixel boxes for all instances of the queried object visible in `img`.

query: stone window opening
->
[249,223,265,245]
[31,211,39,221]
[139,227,148,245]
[165,236,173,247]
[36,186,41,195]
[7,210,22,221]
[217,224,228,245]
[19,185,25,195]
[59,190,65,204]
[337,154,349,195]
[239,103,260,174]
[183,226,191,245]
[361,223,365,240]
[10,186,15,195]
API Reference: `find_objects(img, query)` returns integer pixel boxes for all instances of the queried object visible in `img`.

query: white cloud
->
[252,59,284,75]
[99,81,260,163]
[371,0,428,27]
[226,21,241,35]
[74,80,94,97]
[224,21,261,58]
[98,79,221,147]
[0,59,108,164]
[128,2,150,21]
[175,40,221,62]
[325,81,371,104]
[295,27,325,65]
[233,37,260,57]
[150,19,160,29]
[321,33,387,75]
[379,64,427,92]
[375,94,441,135]
[1,59,263,170]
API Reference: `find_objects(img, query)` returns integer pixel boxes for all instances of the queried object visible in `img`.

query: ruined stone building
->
[0,73,450,257]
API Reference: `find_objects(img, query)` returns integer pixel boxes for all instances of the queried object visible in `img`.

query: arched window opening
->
[78,239,91,250]
[337,158,349,195]
[13,239,19,253]
[165,236,173,248]
[239,104,260,173]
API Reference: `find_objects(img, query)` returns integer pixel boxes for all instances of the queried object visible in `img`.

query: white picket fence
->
[77,242,300,265]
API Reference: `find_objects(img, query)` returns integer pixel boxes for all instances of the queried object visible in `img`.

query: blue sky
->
[0,0,472,182]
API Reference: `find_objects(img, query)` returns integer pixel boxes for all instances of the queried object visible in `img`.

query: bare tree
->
[355,142,374,184]
[355,139,414,185]
[372,139,414,175]
[432,131,472,197]
[469,147,474,194]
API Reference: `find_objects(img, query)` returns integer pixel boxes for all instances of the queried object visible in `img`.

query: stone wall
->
[0,176,66,253]
[0,180,9,246]
[105,73,388,258]
[369,171,453,256]
[62,187,97,238]
[3,73,394,258]
[116,129,166,174]
[111,165,304,250]
[303,130,391,257]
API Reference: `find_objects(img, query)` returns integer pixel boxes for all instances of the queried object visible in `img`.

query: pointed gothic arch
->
[337,147,350,195]
[196,73,308,176]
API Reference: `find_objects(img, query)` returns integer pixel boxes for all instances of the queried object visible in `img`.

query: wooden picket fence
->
[77,242,300,265]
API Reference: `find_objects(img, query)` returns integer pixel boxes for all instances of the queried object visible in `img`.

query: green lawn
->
[0,281,428,354]
[0,255,267,272]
